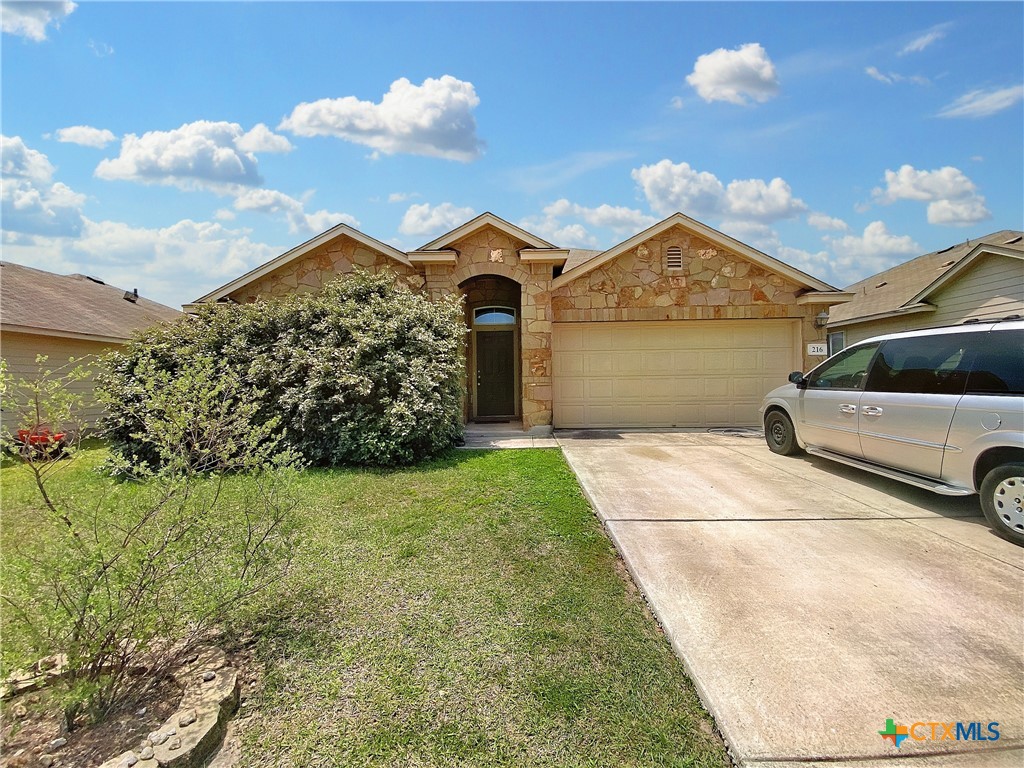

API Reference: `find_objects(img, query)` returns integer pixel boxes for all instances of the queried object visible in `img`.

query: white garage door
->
[552,320,798,428]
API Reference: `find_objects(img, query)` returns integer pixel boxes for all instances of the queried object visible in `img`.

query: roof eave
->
[0,322,129,344]
[419,212,555,250]
[826,302,937,329]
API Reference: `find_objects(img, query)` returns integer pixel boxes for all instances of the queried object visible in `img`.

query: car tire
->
[980,463,1024,546]
[764,411,801,456]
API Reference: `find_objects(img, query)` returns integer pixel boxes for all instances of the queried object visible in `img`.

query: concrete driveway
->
[557,429,1024,768]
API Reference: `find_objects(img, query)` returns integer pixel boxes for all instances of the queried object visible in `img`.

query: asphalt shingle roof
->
[828,230,1023,325]
[0,262,180,340]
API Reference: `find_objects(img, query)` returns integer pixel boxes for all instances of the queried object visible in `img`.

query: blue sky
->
[2,1,1022,308]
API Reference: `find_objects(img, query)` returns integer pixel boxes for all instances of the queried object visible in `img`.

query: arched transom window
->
[474,307,516,326]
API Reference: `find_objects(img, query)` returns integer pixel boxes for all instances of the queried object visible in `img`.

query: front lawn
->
[1,446,727,767]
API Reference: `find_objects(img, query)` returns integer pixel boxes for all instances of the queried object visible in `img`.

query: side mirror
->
[788,371,808,389]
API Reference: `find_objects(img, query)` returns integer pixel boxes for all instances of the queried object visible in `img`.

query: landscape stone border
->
[6,646,240,768]
[95,647,240,768]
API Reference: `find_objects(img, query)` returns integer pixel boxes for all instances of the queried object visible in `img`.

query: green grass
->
[1,445,728,767]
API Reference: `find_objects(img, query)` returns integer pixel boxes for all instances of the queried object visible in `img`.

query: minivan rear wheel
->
[764,411,801,456]
[980,463,1024,546]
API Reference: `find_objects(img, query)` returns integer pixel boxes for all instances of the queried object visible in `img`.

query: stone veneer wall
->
[220,223,835,431]
[427,225,554,431]
[227,236,423,303]
[551,225,830,371]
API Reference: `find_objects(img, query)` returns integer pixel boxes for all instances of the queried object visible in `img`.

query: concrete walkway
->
[557,429,1024,768]
[458,421,558,449]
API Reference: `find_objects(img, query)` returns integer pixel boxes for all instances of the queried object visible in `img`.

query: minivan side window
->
[865,333,970,395]
[966,329,1024,395]
[805,343,879,390]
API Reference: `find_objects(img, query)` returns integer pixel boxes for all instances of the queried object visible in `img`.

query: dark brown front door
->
[476,330,515,417]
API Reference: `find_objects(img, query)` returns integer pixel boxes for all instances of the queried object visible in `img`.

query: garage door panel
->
[553,320,797,428]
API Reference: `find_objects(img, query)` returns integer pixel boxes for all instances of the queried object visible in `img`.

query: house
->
[0,262,180,430]
[827,231,1024,351]
[189,212,854,432]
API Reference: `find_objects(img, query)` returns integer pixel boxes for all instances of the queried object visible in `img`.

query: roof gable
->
[553,212,836,291]
[192,222,412,304]
[419,212,555,250]
[828,230,1023,326]
[908,243,1024,305]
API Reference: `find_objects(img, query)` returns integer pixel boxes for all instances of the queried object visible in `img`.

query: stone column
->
[520,263,553,433]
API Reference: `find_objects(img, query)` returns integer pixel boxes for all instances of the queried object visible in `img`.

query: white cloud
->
[544,199,658,234]
[233,188,358,235]
[399,202,475,237]
[236,123,293,154]
[1,134,85,237]
[388,192,416,203]
[865,66,894,85]
[519,199,656,249]
[518,209,600,249]
[723,177,807,223]
[826,221,921,278]
[2,217,280,307]
[631,160,724,217]
[937,85,1024,119]
[632,159,805,225]
[807,212,849,232]
[899,23,951,56]
[1,0,75,41]
[279,75,482,162]
[669,96,685,110]
[55,125,117,148]
[864,66,929,86]
[873,164,990,225]
[214,208,236,221]
[88,39,113,57]
[686,43,779,105]
[95,120,275,191]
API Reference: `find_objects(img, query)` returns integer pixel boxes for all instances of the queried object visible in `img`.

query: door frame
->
[471,320,520,420]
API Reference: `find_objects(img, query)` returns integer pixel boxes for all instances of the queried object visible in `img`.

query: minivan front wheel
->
[764,411,801,456]
[980,463,1024,545]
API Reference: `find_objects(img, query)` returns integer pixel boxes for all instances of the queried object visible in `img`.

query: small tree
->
[1,356,299,729]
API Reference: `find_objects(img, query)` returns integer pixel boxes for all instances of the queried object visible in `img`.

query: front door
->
[476,330,516,417]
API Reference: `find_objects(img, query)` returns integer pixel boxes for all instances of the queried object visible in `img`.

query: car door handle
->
[839,404,857,414]
[861,406,883,416]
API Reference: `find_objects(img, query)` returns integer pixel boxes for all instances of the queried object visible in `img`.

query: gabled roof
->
[552,212,838,292]
[828,230,1023,327]
[419,212,556,250]
[192,222,412,304]
[0,262,180,343]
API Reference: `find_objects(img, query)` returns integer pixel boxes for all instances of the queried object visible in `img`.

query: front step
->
[805,446,975,496]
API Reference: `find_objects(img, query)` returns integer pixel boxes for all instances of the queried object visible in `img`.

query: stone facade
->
[227,236,422,303]
[551,225,829,372]
[421,225,554,431]
[214,217,839,431]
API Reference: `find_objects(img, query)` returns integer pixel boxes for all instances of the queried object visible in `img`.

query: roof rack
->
[962,314,1021,325]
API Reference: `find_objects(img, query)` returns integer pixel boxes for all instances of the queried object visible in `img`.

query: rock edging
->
[98,647,239,768]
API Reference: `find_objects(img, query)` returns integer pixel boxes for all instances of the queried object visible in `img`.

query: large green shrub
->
[100,269,466,467]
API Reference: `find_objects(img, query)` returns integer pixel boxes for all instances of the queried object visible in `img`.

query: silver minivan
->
[759,319,1024,545]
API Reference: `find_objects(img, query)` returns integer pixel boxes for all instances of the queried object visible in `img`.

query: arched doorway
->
[460,275,521,421]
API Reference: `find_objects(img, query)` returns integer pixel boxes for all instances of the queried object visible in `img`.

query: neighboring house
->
[827,231,1024,351]
[188,212,854,432]
[0,262,180,431]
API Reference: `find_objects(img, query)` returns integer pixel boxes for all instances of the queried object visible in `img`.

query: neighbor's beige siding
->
[0,331,115,434]
[842,255,1024,346]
